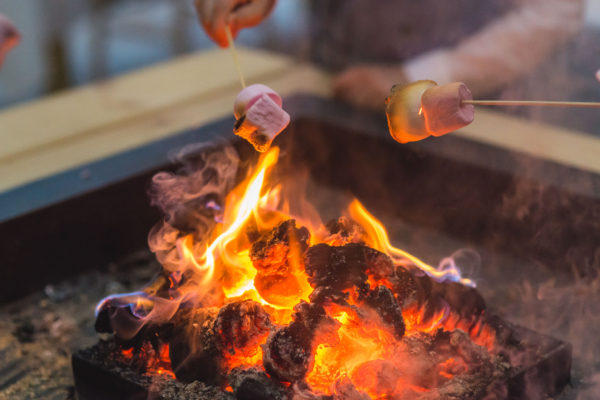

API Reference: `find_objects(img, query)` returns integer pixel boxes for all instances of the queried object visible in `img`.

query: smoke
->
[437,249,482,287]
[148,143,240,272]
[96,144,242,341]
[481,163,600,398]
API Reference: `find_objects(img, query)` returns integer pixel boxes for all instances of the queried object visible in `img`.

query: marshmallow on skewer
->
[421,82,474,137]
[233,84,290,152]
[0,14,20,68]
[385,80,474,143]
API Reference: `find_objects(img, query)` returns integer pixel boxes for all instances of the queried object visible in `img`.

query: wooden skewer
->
[462,99,600,109]
[225,26,246,89]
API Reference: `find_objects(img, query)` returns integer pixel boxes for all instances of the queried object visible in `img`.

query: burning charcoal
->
[250,219,310,271]
[432,281,486,321]
[333,377,370,400]
[308,286,349,306]
[263,302,338,383]
[388,266,418,307]
[410,273,434,307]
[213,300,272,356]
[350,360,402,399]
[364,247,396,281]
[263,323,312,382]
[169,308,222,384]
[229,367,286,400]
[249,220,311,305]
[431,329,495,389]
[365,286,405,339]
[435,329,492,368]
[323,217,365,246]
[305,243,393,292]
[305,243,367,291]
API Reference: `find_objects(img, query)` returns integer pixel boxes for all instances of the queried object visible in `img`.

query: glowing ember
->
[96,145,497,398]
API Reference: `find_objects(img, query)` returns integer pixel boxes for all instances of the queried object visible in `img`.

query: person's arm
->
[402,0,585,96]
[195,0,277,47]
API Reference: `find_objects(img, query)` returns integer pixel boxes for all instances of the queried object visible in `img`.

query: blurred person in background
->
[195,0,584,110]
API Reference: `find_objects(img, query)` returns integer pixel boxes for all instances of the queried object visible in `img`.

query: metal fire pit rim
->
[72,313,572,400]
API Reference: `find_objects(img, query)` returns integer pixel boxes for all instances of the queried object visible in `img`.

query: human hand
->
[195,0,276,47]
[333,65,408,111]
[0,14,20,67]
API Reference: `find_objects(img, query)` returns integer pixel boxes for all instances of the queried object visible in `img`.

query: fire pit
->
[66,95,590,399]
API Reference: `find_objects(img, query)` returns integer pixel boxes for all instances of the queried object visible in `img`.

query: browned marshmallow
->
[233,84,290,152]
[421,82,474,137]
[386,80,475,144]
[385,80,437,143]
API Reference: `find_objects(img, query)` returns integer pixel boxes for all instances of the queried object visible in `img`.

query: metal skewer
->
[225,26,246,89]
[462,100,600,109]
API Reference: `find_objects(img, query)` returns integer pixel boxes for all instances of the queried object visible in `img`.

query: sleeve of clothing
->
[402,0,585,96]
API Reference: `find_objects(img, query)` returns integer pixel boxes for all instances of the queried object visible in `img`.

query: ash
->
[0,250,160,400]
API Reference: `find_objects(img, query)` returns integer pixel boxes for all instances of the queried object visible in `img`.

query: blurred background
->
[0,0,599,134]
[0,0,308,108]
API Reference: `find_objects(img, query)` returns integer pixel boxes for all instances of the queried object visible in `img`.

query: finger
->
[229,0,276,35]
[195,0,233,47]
[0,14,20,55]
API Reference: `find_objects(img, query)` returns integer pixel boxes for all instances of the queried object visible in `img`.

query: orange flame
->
[348,199,474,286]
[137,145,495,395]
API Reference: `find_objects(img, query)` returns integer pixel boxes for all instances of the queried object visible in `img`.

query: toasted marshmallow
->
[233,84,290,152]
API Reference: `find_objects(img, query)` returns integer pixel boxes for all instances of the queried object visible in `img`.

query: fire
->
[306,306,398,394]
[348,200,474,286]
[101,145,496,397]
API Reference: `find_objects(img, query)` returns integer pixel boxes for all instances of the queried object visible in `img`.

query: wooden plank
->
[0,47,292,164]
[456,109,600,175]
[0,64,331,193]
[1,43,599,193]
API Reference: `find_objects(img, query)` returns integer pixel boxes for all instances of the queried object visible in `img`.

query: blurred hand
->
[333,65,408,111]
[195,0,276,47]
[0,14,20,67]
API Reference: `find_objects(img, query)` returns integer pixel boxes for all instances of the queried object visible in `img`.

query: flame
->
[348,199,474,286]
[306,306,398,394]
[403,303,451,333]
[105,145,496,395]
[176,148,279,289]
[170,147,312,326]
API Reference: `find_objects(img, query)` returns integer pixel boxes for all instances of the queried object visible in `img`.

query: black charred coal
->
[263,302,338,383]
[387,266,418,307]
[308,286,350,306]
[304,243,394,291]
[398,270,485,324]
[433,329,492,369]
[168,308,222,384]
[213,300,272,355]
[364,286,405,339]
[432,281,486,320]
[229,367,286,400]
[249,219,310,271]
